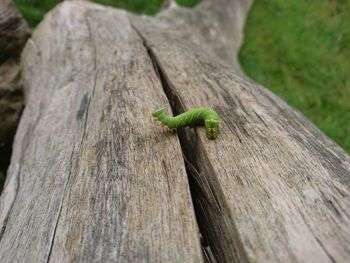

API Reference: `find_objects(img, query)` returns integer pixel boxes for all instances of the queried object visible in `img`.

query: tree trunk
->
[1,0,349,262]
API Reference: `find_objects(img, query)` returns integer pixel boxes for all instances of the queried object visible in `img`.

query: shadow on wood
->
[0,0,30,189]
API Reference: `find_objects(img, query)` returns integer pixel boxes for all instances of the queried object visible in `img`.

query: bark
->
[0,0,30,181]
[0,0,349,262]
[157,0,252,72]
[0,3,202,262]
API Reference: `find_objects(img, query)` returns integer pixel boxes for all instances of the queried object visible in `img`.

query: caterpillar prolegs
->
[152,107,220,139]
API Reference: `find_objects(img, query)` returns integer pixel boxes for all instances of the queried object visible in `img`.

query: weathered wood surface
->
[133,18,350,262]
[133,6,350,262]
[0,2,202,262]
[1,0,350,262]
[157,0,251,72]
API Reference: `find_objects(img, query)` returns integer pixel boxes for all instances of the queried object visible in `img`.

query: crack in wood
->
[46,12,100,262]
[45,144,75,263]
[130,22,247,263]
[45,68,97,261]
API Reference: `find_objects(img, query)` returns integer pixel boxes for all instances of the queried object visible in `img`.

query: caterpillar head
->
[152,108,165,118]
[205,119,220,139]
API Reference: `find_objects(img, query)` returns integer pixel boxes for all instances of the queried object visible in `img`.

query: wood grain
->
[1,0,349,262]
[156,0,252,72]
[132,18,350,262]
[0,2,202,262]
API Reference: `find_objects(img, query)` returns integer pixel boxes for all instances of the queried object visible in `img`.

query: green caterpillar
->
[152,107,220,139]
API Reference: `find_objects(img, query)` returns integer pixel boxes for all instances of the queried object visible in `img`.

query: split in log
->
[0,0,349,262]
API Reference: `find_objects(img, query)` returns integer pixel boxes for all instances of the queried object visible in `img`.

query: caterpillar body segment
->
[152,107,220,139]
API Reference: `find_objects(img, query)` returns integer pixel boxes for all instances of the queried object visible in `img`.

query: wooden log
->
[0,2,202,262]
[1,0,350,262]
[156,0,252,72]
[132,11,350,263]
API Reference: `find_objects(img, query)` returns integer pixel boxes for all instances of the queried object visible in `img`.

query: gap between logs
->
[131,22,249,263]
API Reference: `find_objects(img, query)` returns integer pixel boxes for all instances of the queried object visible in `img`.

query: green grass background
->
[239,0,350,153]
[13,0,350,154]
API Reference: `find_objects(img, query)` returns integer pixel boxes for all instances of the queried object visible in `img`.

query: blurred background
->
[11,0,350,153]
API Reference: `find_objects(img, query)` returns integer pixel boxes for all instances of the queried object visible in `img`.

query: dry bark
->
[0,2,202,262]
[0,0,30,180]
[0,0,349,262]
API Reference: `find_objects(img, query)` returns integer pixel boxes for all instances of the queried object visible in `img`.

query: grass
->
[239,0,350,153]
[14,0,203,27]
[12,0,350,155]
[14,0,166,27]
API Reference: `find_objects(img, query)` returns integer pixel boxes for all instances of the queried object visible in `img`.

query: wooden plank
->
[133,19,350,262]
[0,2,202,262]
